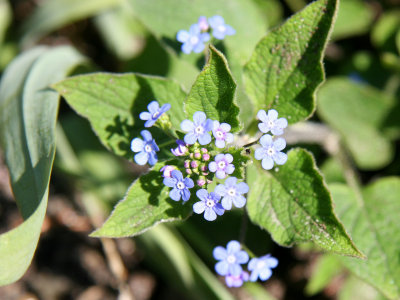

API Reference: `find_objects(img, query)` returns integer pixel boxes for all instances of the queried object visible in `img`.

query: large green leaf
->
[331,178,400,299]
[331,0,373,40]
[317,78,394,170]
[0,46,86,285]
[243,0,338,124]
[91,161,192,237]
[246,148,363,257]
[53,73,187,160]
[20,0,122,47]
[184,45,240,132]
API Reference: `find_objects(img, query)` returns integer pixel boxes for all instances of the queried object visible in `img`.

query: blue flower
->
[193,189,224,221]
[177,24,210,54]
[163,170,194,201]
[257,109,288,136]
[208,16,236,40]
[213,240,249,277]
[208,153,235,179]
[225,271,249,288]
[254,134,287,170]
[214,177,249,210]
[130,130,159,166]
[139,101,171,128]
[212,121,234,148]
[180,111,213,145]
[248,254,278,282]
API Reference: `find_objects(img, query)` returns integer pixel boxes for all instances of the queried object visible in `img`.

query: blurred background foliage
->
[0,0,399,299]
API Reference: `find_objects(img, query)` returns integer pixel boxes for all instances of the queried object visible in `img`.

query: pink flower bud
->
[191,160,199,168]
[202,153,210,161]
[201,148,208,154]
[186,168,192,175]
[160,165,176,178]
[171,139,188,156]
[184,160,190,169]
[197,178,206,187]
[198,16,209,31]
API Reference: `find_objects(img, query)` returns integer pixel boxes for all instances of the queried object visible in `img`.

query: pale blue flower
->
[208,153,234,179]
[163,170,194,202]
[254,134,287,170]
[180,111,213,145]
[177,24,210,54]
[130,130,159,166]
[257,109,288,135]
[212,121,234,148]
[208,16,235,40]
[214,177,249,210]
[140,101,171,128]
[248,255,278,282]
[213,240,249,276]
[193,189,224,221]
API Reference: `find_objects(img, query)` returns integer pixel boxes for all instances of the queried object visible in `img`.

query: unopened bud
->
[202,153,210,161]
[184,160,190,169]
[191,160,199,169]
[186,168,192,175]
[197,178,206,187]
[160,165,176,178]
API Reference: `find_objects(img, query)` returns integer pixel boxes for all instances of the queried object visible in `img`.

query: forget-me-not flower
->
[212,121,234,148]
[213,240,249,277]
[208,16,236,40]
[257,109,288,136]
[193,189,224,221]
[208,153,235,179]
[177,24,210,54]
[214,177,249,210]
[248,254,278,282]
[254,134,287,170]
[180,111,213,145]
[225,271,249,288]
[163,170,194,201]
[130,130,159,166]
[139,101,171,128]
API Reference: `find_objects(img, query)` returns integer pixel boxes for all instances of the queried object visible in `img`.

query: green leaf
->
[246,148,363,257]
[243,0,338,124]
[0,0,11,45]
[185,45,240,132]
[91,161,192,237]
[305,254,344,295]
[317,78,394,170]
[331,0,373,40]
[339,275,387,300]
[53,73,187,159]
[371,10,400,53]
[0,46,86,285]
[331,179,400,299]
[20,0,122,47]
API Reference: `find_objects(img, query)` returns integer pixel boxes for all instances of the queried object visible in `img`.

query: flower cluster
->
[176,16,235,54]
[130,99,287,288]
[213,240,278,287]
[255,109,288,170]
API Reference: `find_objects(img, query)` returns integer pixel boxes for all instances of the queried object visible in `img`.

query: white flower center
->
[152,111,160,119]
[268,120,275,127]
[190,36,199,44]
[256,260,266,269]
[227,255,236,264]
[218,161,226,169]
[195,126,204,135]
[177,181,186,190]
[206,198,215,208]
[216,130,224,139]
[267,147,275,156]
[218,25,226,33]
[227,188,236,197]
[144,144,152,152]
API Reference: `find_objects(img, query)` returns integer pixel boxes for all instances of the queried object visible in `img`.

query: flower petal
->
[139,112,151,121]
[141,130,152,142]
[204,207,217,221]
[196,189,209,201]
[193,111,206,124]
[261,157,274,170]
[236,182,249,194]
[163,177,176,188]
[257,109,267,122]
[254,148,265,160]
[259,268,273,281]
[226,240,240,253]
[259,134,273,147]
[134,151,148,165]
[233,195,246,208]
[184,133,197,145]
[198,133,212,145]
[148,152,158,166]
[208,162,217,172]
[229,263,242,277]
[273,138,286,151]
[184,177,194,188]
[273,152,288,165]
[215,261,229,276]
[176,30,190,43]
[130,138,144,152]
[213,246,227,260]
[214,184,226,196]
[147,101,159,114]
[221,197,232,210]
[169,188,181,201]
[181,42,193,54]
[182,188,191,201]
[225,153,233,163]
[180,120,194,132]
[267,109,278,121]
[235,250,249,264]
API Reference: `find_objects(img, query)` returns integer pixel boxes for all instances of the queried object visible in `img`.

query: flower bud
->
[201,148,208,154]
[184,160,190,169]
[194,150,201,159]
[186,168,192,175]
[160,165,176,178]
[191,160,199,169]
[171,140,188,156]
[202,153,210,161]
[197,177,206,187]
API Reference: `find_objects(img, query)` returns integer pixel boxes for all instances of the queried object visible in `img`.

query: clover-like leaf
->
[184,45,240,132]
[91,161,193,237]
[53,73,187,160]
[243,0,338,124]
[246,148,363,257]
[331,179,400,300]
